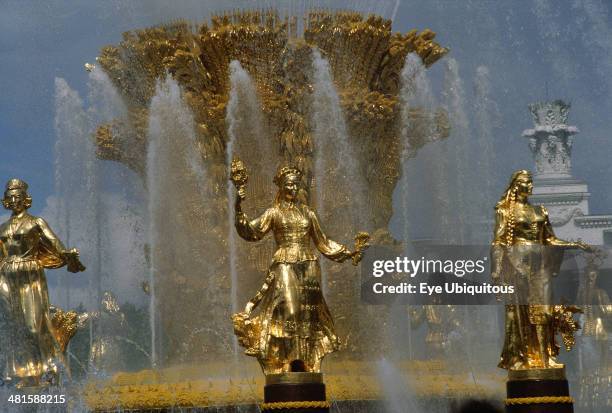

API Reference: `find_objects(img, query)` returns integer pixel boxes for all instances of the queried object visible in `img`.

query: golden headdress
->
[273,165,302,187]
[5,178,29,192]
[3,178,33,210]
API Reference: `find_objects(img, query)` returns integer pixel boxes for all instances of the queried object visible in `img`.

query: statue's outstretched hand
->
[63,248,86,273]
[349,250,364,266]
[575,241,594,253]
[350,231,370,266]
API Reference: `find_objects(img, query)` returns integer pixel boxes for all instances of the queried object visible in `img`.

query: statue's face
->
[515,175,533,198]
[3,189,27,213]
[281,175,300,201]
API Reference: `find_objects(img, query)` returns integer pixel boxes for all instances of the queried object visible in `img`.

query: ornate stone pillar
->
[522,100,578,179]
[521,100,590,239]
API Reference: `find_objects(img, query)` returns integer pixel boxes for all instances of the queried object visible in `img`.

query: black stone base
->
[263,373,328,413]
[506,378,573,413]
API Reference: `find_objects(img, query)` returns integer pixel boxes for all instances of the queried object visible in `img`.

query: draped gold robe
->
[233,201,352,374]
[492,204,568,369]
[0,212,68,384]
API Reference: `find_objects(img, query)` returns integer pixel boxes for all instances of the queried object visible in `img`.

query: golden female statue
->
[231,161,368,374]
[491,170,588,371]
[0,178,85,388]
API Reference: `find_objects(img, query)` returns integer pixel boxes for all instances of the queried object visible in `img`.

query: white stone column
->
[522,100,578,179]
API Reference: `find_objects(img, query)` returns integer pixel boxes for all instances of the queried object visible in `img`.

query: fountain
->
[43,8,520,412]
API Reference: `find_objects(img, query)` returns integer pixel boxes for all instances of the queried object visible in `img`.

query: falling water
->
[310,48,366,300]
[87,66,127,122]
[473,65,499,237]
[54,71,152,380]
[397,53,438,358]
[398,53,448,242]
[86,66,147,306]
[570,0,612,93]
[225,60,273,328]
[86,67,121,361]
[442,57,471,243]
[53,78,98,311]
[226,60,270,163]
[399,54,436,129]
[532,0,577,89]
[147,74,209,366]
[311,48,366,226]
[473,65,503,356]
[86,66,149,372]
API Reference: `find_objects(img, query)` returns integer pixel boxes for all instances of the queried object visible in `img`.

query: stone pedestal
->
[261,372,329,413]
[505,368,574,413]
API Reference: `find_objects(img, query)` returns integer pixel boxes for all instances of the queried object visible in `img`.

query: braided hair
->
[495,170,531,247]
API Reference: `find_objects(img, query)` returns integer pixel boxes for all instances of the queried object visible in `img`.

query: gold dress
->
[0,212,69,383]
[233,200,352,374]
[492,203,575,369]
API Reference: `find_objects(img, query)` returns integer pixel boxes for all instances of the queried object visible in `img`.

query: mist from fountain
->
[310,47,367,299]
[395,53,504,413]
[86,67,148,306]
[54,78,99,312]
[225,60,275,361]
[399,53,452,243]
[53,78,100,383]
[376,358,427,413]
[441,58,471,244]
[312,48,366,226]
[397,53,432,359]
[473,65,498,237]
[397,53,439,375]
[225,60,274,317]
[87,66,128,123]
[471,65,504,363]
[146,74,211,366]
[54,71,152,381]
[225,65,240,329]
[86,67,150,373]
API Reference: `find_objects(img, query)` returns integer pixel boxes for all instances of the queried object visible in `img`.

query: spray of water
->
[473,65,499,234]
[86,66,148,308]
[225,60,273,330]
[573,0,612,93]
[311,48,368,299]
[312,48,367,226]
[399,53,453,242]
[442,57,471,244]
[146,74,210,366]
[54,73,151,381]
[376,358,427,413]
[53,78,98,311]
[533,0,578,90]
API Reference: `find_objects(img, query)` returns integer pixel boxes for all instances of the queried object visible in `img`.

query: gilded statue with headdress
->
[0,178,85,388]
[230,161,369,374]
[491,170,590,371]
